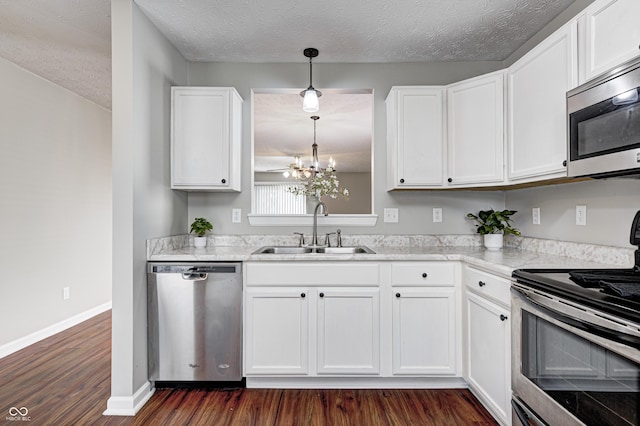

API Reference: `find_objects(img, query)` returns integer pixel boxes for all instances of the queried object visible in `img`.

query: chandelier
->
[283,116,335,179]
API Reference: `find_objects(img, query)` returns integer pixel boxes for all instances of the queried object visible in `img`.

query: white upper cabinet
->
[507,21,578,182]
[386,87,445,189]
[171,87,243,192]
[582,0,640,82]
[446,71,505,186]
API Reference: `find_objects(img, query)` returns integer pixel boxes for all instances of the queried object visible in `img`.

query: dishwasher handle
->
[182,272,208,281]
[150,264,239,274]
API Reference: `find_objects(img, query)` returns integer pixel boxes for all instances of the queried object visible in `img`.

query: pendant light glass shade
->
[302,89,320,112]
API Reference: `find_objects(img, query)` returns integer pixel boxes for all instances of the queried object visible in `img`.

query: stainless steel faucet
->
[311,202,328,247]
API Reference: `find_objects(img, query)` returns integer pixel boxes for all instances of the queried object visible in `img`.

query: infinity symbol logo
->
[9,407,28,416]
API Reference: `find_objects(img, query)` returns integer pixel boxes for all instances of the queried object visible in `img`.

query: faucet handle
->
[293,232,305,247]
[324,232,337,247]
[336,229,342,247]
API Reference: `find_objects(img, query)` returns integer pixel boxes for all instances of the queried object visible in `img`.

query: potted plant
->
[466,209,521,250]
[190,217,212,248]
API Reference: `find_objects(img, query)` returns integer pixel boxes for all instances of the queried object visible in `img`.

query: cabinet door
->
[317,288,380,374]
[171,87,242,191]
[507,22,577,182]
[447,71,505,186]
[392,287,458,375]
[584,0,640,81]
[466,292,510,424]
[386,87,445,188]
[245,288,309,375]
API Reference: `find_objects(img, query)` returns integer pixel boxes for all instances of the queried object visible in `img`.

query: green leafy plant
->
[466,209,521,235]
[190,217,213,237]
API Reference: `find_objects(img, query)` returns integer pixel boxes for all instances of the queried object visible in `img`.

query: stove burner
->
[569,270,640,288]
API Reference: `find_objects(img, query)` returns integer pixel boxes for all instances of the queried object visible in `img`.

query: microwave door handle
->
[513,287,640,349]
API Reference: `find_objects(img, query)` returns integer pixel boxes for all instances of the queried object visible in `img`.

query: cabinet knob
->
[301,293,306,298]
[422,273,428,278]
[396,293,401,298]
[447,178,452,183]
[478,281,486,287]
[500,314,508,322]
[562,160,567,167]
[221,178,226,184]
[400,178,405,184]
[319,292,324,298]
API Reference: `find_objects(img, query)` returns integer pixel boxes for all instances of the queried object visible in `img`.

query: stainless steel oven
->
[511,283,640,425]
[511,210,640,425]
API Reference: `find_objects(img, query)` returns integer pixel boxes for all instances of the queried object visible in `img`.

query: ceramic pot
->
[306,195,320,214]
[194,236,207,248]
[483,234,503,250]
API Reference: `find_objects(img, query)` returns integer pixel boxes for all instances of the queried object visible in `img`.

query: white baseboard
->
[0,301,112,359]
[246,376,468,389]
[103,381,155,416]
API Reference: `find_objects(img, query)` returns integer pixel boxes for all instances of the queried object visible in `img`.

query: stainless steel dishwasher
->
[147,262,242,382]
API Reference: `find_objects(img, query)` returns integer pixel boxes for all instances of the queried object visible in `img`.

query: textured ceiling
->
[135,0,575,63]
[0,0,111,109]
[0,0,577,111]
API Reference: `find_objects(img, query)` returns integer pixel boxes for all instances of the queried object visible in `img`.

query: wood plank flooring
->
[0,311,497,425]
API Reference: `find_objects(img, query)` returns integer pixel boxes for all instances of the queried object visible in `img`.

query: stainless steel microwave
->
[567,56,640,178]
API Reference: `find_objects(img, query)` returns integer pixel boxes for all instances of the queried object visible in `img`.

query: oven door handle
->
[513,286,640,349]
[511,398,547,426]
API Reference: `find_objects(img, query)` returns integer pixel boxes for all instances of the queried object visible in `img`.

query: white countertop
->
[148,243,626,280]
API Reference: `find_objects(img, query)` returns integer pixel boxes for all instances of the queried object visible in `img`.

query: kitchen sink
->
[253,246,375,255]
[254,246,313,254]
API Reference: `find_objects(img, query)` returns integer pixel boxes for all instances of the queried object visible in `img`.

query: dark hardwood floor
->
[0,311,497,425]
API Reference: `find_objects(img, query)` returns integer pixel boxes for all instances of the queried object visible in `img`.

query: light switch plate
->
[384,208,399,223]
[232,208,242,224]
[433,208,443,223]
[532,208,540,225]
[63,287,70,300]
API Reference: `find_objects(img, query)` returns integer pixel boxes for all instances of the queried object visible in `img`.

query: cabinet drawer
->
[465,267,510,306]
[246,262,380,286]
[391,262,455,286]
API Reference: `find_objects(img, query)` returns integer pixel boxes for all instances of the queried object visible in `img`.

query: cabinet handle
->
[447,178,452,183]
[301,293,306,298]
[221,178,226,184]
[422,273,428,278]
[562,160,567,167]
[319,292,324,298]
[478,281,486,287]
[500,314,508,321]
[400,178,405,184]
[396,293,401,298]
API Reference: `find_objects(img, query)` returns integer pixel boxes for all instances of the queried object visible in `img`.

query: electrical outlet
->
[576,205,587,226]
[384,208,399,223]
[63,287,70,300]
[433,208,443,223]
[532,207,540,225]
[232,208,242,224]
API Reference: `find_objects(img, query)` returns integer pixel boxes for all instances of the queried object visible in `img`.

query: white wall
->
[0,57,111,348]
[109,0,189,409]
[187,61,507,235]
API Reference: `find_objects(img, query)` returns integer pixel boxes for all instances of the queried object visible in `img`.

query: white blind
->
[254,183,306,214]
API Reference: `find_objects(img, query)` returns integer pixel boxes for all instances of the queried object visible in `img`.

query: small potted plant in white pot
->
[467,209,521,250]
[190,217,212,248]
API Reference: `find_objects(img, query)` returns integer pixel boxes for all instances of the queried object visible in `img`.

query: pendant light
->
[284,115,335,178]
[300,48,322,112]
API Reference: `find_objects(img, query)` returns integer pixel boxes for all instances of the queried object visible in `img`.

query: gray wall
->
[0,56,112,348]
[110,0,189,403]
[187,61,507,235]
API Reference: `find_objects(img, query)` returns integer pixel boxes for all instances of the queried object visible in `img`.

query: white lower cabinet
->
[465,266,512,426]
[317,288,380,374]
[244,288,309,375]
[392,287,457,375]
